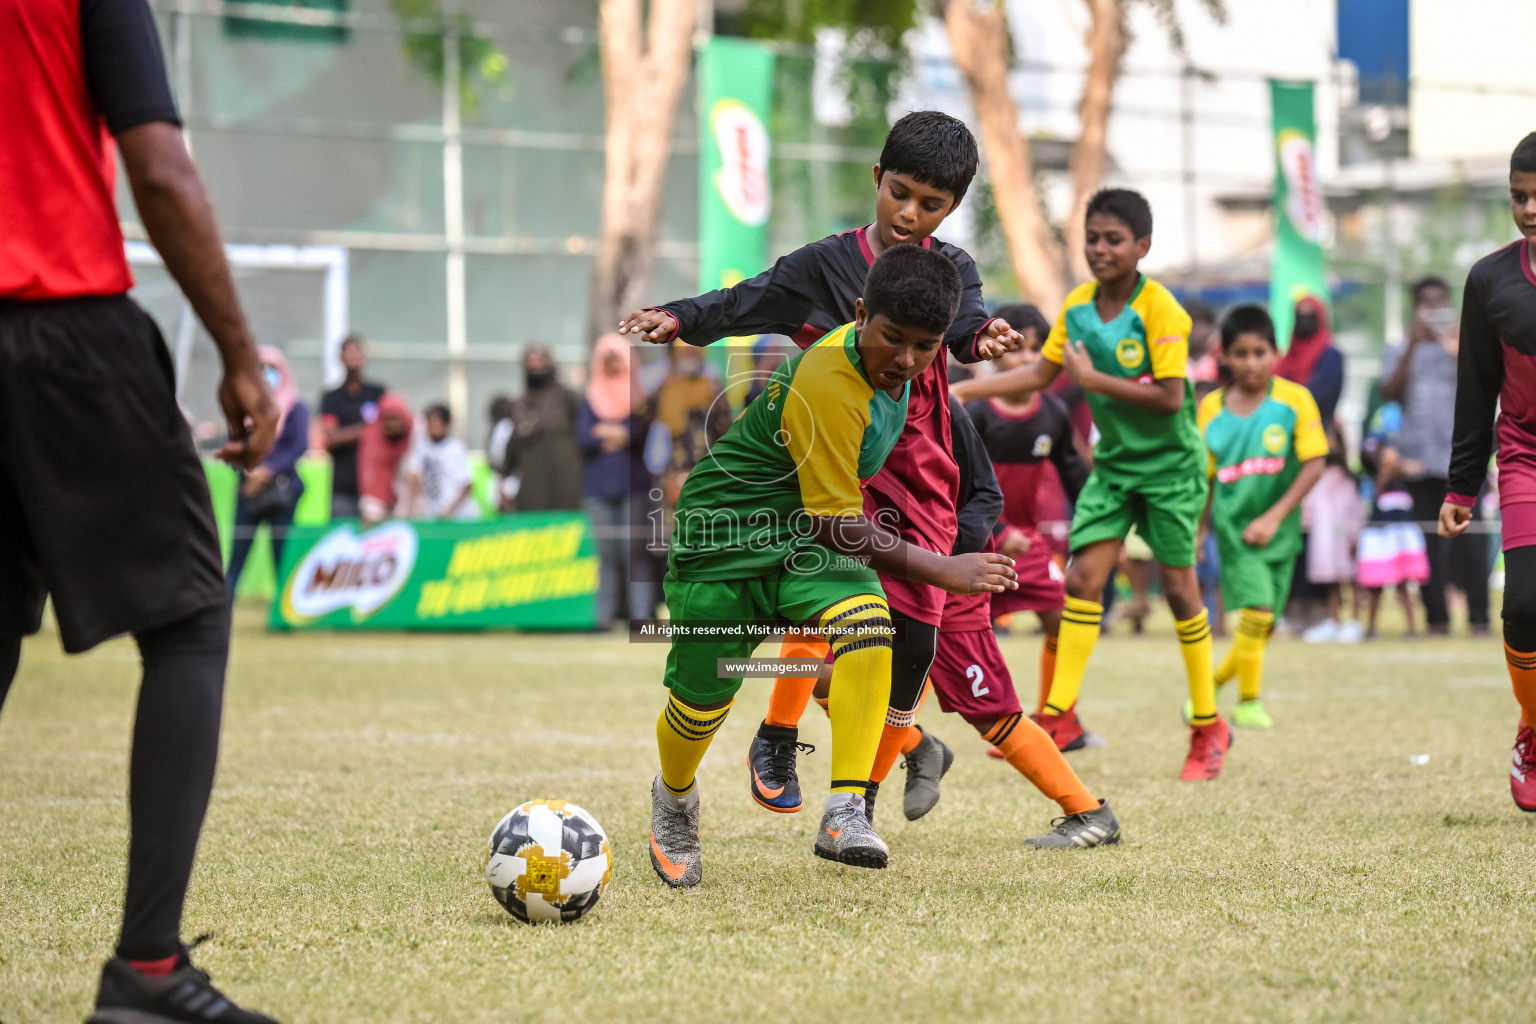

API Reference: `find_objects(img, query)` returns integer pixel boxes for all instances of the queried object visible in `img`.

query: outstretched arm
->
[950,359,1062,403]
[617,247,818,346]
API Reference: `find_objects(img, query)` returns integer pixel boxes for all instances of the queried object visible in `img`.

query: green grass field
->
[4,607,1535,1023]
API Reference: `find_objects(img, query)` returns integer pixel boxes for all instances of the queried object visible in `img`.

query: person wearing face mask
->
[506,343,583,512]
[1382,276,1490,636]
[226,347,310,598]
[1275,295,1344,426]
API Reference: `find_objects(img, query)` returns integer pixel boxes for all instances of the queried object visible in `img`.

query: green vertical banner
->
[698,36,775,394]
[1268,80,1330,352]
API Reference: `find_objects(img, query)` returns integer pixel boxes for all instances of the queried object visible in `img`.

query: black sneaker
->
[862,780,880,824]
[748,722,813,813]
[87,942,281,1023]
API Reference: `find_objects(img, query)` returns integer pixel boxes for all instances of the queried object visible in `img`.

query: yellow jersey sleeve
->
[1196,389,1223,480]
[1139,282,1193,380]
[781,352,871,517]
[1041,282,1096,365]
[1275,378,1329,462]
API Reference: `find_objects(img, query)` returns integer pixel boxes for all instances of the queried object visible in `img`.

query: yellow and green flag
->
[1268,80,1330,351]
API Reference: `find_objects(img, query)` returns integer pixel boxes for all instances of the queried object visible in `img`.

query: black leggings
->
[889,611,938,719]
[1502,546,1536,651]
[0,603,230,962]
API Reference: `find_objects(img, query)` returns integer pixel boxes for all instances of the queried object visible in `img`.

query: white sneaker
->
[1334,620,1363,644]
[1302,619,1339,644]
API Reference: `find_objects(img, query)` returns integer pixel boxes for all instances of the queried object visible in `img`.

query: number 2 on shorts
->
[968,664,990,698]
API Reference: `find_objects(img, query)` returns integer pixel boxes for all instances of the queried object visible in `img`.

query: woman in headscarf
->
[357,392,415,524]
[577,334,658,626]
[507,343,584,511]
[1276,295,1345,425]
[226,346,310,598]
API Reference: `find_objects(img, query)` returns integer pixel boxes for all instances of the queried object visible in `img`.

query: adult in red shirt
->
[0,1,281,1021]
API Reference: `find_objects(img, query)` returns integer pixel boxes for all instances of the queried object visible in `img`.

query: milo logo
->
[711,98,770,227]
[281,522,418,624]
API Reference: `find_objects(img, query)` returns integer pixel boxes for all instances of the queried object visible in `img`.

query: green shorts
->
[1218,549,1294,613]
[661,564,885,705]
[1069,471,1208,567]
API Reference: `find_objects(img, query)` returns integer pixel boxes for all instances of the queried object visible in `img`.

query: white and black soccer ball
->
[485,800,612,924]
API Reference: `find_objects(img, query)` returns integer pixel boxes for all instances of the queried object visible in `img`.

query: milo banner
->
[270,513,597,632]
[1268,80,1330,351]
[697,36,775,391]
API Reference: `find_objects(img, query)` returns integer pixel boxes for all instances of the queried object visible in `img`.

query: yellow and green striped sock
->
[1043,596,1102,715]
[1176,609,1217,725]
[656,695,732,796]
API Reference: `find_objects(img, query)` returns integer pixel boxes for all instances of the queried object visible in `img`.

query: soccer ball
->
[484,799,613,924]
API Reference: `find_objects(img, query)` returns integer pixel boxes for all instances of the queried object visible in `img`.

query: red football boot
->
[1030,706,1087,752]
[1511,722,1536,812]
[1180,715,1231,781]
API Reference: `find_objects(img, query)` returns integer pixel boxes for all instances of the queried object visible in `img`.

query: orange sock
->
[1037,635,1058,714]
[900,723,923,756]
[764,635,827,729]
[813,695,830,718]
[1505,641,1536,727]
[869,683,930,784]
[869,723,914,784]
[981,712,1098,815]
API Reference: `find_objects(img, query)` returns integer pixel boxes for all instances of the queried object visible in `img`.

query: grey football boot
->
[1024,799,1122,849]
[902,728,955,820]
[649,772,703,888]
[813,797,889,868]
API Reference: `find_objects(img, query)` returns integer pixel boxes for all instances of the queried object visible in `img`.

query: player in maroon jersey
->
[1439,132,1536,812]
[965,307,1093,735]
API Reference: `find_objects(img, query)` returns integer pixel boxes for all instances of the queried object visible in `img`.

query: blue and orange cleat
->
[748,723,814,812]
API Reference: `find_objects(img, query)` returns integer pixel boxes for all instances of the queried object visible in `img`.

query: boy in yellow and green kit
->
[1191,304,1326,728]
[953,188,1224,779]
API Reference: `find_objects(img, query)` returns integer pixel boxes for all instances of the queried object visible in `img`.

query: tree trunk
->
[587,0,696,345]
[1062,0,1126,283]
[937,0,1066,315]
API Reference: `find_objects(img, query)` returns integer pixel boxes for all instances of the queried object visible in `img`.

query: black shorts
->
[0,296,225,653]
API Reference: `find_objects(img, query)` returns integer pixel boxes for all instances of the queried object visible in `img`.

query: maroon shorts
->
[929,627,1022,727]
[990,538,1066,616]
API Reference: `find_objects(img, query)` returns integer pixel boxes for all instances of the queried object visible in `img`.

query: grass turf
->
[3,607,1535,1023]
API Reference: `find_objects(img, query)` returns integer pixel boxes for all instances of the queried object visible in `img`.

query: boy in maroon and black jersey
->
[1440,131,1536,813]
[619,112,1023,820]
[965,306,1091,719]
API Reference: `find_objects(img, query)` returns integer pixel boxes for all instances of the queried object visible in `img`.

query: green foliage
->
[736,0,920,44]
[1128,0,1228,54]
[390,0,510,116]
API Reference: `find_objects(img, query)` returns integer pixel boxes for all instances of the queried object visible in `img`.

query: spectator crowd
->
[230,277,1497,638]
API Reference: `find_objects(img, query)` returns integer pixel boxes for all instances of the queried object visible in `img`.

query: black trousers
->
[1407,478,1490,628]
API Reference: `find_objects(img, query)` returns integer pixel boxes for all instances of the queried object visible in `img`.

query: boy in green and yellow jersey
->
[1191,305,1326,729]
[952,188,1225,779]
[648,245,1018,888]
